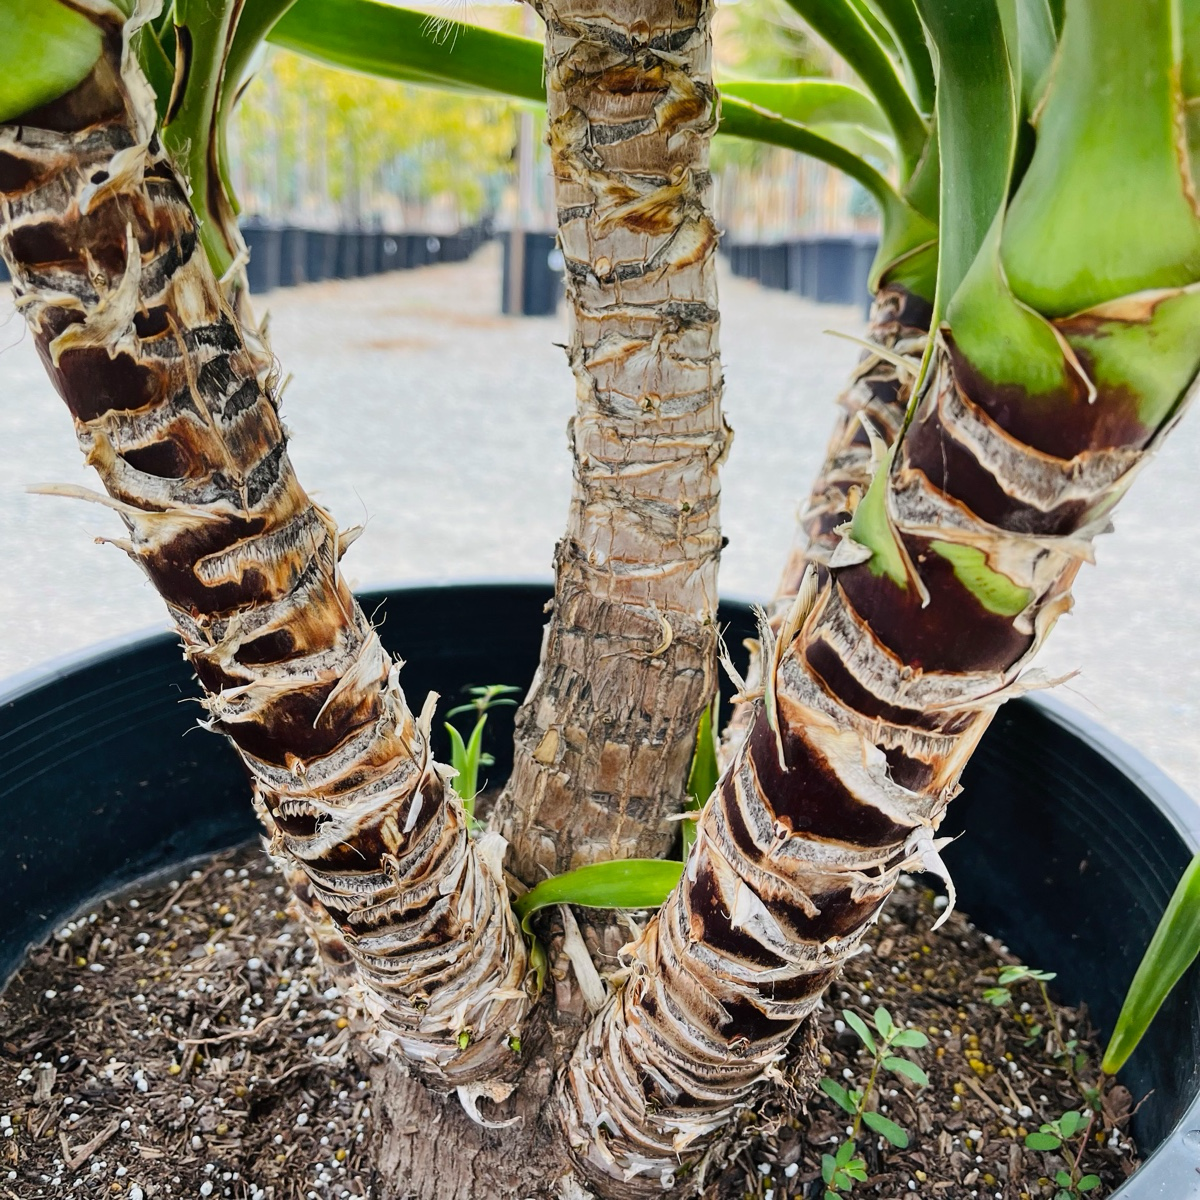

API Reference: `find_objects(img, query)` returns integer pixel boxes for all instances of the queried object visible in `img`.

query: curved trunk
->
[494,0,728,884]
[721,284,932,760]
[559,298,1196,1191]
[0,28,527,1087]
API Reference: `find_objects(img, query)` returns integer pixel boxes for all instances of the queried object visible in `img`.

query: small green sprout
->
[444,684,520,830]
[1024,1109,1100,1198]
[456,1027,472,1050]
[817,1005,930,1197]
[983,963,1057,1008]
[821,1138,868,1199]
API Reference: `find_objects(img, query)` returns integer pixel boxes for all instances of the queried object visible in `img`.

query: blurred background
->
[2,0,1198,813]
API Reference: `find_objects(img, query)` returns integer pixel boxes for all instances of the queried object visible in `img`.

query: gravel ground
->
[0,846,1136,1200]
[1,242,1197,802]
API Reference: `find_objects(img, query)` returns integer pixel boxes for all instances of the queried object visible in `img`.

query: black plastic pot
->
[358,231,381,276]
[334,230,360,279]
[2,581,1197,1194]
[303,229,336,283]
[501,231,562,316]
[757,242,789,291]
[379,235,403,272]
[240,223,282,294]
[278,227,307,288]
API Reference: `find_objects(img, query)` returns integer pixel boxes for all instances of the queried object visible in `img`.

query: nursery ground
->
[1,241,1198,802]
[0,845,1137,1200]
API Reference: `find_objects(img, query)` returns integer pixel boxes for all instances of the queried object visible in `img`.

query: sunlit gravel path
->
[2,241,1197,803]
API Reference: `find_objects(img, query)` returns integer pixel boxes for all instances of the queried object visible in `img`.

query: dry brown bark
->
[493,0,729,884]
[0,23,527,1090]
[557,312,1192,1191]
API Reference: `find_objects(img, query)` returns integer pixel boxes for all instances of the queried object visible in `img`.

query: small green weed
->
[817,1005,929,1198]
[1023,1109,1100,1198]
[444,684,520,829]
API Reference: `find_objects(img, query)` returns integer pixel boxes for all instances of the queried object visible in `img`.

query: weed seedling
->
[444,684,520,830]
[818,1006,929,1198]
[1023,1109,1100,1198]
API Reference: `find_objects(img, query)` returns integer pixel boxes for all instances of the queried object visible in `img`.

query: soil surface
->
[0,845,1139,1200]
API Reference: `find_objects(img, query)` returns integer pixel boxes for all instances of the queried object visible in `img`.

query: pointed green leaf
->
[915,0,1018,327]
[820,1078,860,1115]
[719,79,890,134]
[836,1138,857,1166]
[842,1010,878,1055]
[863,1110,909,1148]
[269,0,546,101]
[873,1006,894,1039]
[891,1028,929,1048]
[1104,850,1200,1075]
[512,860,683,934]
[782,0,928,176]
[866,0,937,114]
[882,1055,929,1087]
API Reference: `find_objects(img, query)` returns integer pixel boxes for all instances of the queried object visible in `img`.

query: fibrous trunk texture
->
[721,285,932,760]
[0,26,527,1088]
[559,309,1192,1192]
[496,0,729,882]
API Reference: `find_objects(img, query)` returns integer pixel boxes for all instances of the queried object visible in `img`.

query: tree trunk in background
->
[721,285,932,760]
[559,308,1193,1191]
[494,0,729,883]
[0,29,527,1090]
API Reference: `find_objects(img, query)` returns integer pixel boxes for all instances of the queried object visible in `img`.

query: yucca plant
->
[2,0,1198,1197]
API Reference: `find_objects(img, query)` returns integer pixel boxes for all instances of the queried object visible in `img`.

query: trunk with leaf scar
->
[722,284,932,761]
[0,20,527,1090]
[494,0,729,884]
[558,0,1200,1179]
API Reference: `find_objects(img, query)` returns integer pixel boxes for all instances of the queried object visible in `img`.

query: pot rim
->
[3,576,1198,1194]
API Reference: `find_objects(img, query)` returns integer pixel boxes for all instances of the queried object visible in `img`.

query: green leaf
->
[719,79,891,134]
[1078,1176,1101,1192]
[1057,1110,1083,1138]
[1024,1131,1063,1151]
[0,0,105,124]
[835,1138,856,1166]
[982,986,1013,1007]
[820,1078,860,1116]
[890,1028,929,1048]
[862,1110,909,1148]
[873,1006,894,1039]
[1013,0,1057,118]
[512,860,683,934]
[865,0,937,114]
[882,1055,929,1087]
[842,1010,878,1055]
[821,1153,838,1185]
[683,696,719,858]
[782,0,928,176]
[928,541,1032,618]
[845,1159,869,1182]
[1001,0,1200,315]
[269,0,546,101]
[1055,1170,1073,1188]
[915,0,1018,330]
[1104,850,1200,1075]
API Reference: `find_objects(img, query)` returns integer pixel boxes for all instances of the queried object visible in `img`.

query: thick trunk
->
[494,0,728,883]
[0,28,527,1087]
[721,285,932,761]
[559,295,1194,1190]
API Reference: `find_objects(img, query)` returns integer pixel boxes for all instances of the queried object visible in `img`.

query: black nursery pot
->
[2,581,1198,1195]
